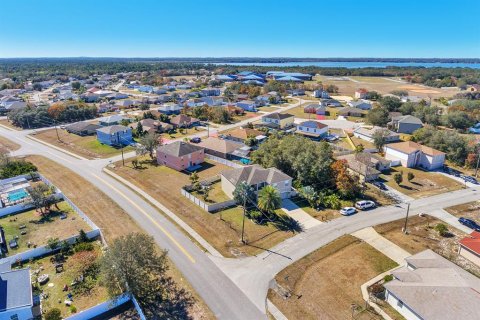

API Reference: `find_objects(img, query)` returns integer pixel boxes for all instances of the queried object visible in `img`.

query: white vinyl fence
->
[181,188,236,212]
[205,154,243,168]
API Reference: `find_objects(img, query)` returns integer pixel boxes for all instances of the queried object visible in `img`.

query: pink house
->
[156,141,205,171]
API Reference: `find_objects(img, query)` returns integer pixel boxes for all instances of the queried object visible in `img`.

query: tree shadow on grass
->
[272,215,304,233]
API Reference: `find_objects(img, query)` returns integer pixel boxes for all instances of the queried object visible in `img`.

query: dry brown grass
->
[268,235,398,320]
[445,201,480,220]
[0,119,21,130]
[0,135,20,152]
[112,157,294,257]
[23,155,215,320]
[380,167,463,198]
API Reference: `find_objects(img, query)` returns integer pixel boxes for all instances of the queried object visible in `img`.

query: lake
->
[208,61,480,69]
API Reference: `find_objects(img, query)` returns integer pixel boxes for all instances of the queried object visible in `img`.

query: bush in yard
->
[383,274,394,282]
[407,172,415,182]
[74,242,94,252]
[44,308,62,320]
[70,305,77,313]
[394,173,403,185]
[435,223,449,237]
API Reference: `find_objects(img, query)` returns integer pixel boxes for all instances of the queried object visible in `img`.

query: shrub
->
[74,242,94,252]
[435,223,449,237]
[44,308,62,320]
[383,274,394,282]
[70,305,77,313]
[407,172,415,182]
[394,173,403,185]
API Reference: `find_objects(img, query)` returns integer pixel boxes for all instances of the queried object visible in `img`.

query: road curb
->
[103,167,224,258]
[26,135,88,160]
[0,123,17,131]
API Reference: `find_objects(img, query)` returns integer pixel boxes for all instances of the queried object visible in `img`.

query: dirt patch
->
[268,235,397,320]
[0,135,20,152]
[445,201,480,221]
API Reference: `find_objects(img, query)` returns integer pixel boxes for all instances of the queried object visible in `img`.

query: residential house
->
[287,89,306,96]
[106,92,129,100]
[388,115,423,134]
[158,103,183,115]
[98,114,126,126]
[336,153,390,182]
[196,137,245,159]
[261,113,295,129]
[65,121,101,136]
[0,97,27,112]
[201,88,221,96]
[97,103,117,113]
[156,141,205,171]
[353,126,400,144]
[224,105,245,116]
[270,72,312,81]
[0,266,34,320]
[201,96,224,106]
[337,107,367,117]
[129,118,173,134]
[296,121,328,140]
[312,90,330,99]
[384,249,480,320]
[304,104,326,115]
[320,98,342,108]
[186,98,206,108]
[115,99,135,108]
[459,231,480,267]
[216,75,236,82]
[236,100,257,112]
[235,94,249,101]
[220,164,293,199]
[347,99,372,110]
[354,88,368,99]
[170,114,200,128]
[96,125,133,146]
[81,92,101,102]
[223,127,266,144]
[384,141,445,170]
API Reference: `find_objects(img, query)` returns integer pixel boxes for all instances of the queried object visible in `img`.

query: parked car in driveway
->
[340,207,357,216]
[355,200,376,210]
[371,181,387,191]
[463,176,479,185]
[458,217,480,231]
[190,137,201,143]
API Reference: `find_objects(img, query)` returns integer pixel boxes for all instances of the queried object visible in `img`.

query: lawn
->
[24,155,215,319]
[1,201,92,254]
[380,167,463,198]
[257,106,280,112]
[191,180,231,204]
[280,104,337,120]
[0,135,20,153]
[32,129,133,159]
[0,119,21,130]
[231,111,260,123]
[268,235,398,320]
[373,215,480,277]
[21,241,109,318]
[111,157,295,257]
[350,136,377,150]
[162,127,206,140]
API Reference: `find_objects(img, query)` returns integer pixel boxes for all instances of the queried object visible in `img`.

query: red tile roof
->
[460,231,480,254]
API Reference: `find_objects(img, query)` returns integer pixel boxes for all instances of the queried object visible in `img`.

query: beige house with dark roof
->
[196,137,244,159]
[220,165,293,199]
[261,113,295,129]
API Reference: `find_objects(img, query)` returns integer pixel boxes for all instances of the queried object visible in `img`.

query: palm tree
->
[257,185,282,214]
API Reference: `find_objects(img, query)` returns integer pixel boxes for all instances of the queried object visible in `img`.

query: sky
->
[1,0,479,58]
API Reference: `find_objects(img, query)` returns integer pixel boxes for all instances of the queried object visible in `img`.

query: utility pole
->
[475,147,480,177]
[241,192,246,244]
[54,121,61,142]
[117,132,125,166]
[403,203,410,234]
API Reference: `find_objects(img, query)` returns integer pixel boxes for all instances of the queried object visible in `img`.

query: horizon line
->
[0,56,479,60]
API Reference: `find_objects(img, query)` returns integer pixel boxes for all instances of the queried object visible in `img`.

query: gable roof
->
[354,126,399,139]
[460,231,480,254]
[0,268,32,312]
[197,137,243,154]
[157,141,203,157]
[391,114,423,125]
[96,125,130,135]
[221,164,291,187]
[298,120,328,129]
[263,112,294,120]
[226,127,264,140]
[386,141,445,156]
[65,121,101,132]
[337,107,366,115]
[170,114,199,126]
[98,114,125,124]
[385,249,480,320]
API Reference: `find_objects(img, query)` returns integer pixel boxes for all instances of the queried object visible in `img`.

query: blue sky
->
[1,0,479,58]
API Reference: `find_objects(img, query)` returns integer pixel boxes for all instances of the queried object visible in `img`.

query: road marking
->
[91,173,196,263]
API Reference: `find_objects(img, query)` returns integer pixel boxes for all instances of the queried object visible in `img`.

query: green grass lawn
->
[191,181,231,203]
[1,201,92,254]
[76,139,133,157]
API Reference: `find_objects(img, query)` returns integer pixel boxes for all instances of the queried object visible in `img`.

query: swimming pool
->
[7,189,29,202]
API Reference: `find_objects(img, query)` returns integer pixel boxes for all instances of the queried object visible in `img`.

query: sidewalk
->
[281,199,322,230]
[352,227,410,265]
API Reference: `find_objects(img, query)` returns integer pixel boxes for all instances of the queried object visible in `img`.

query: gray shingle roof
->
[391,115,423,125]
[157,141,203,157]
[66,121,101,132]
[384,250,480,320]
[0,268,32,312]
[221,164,291,187]
[96,125,131,135]
[263,112,294,120]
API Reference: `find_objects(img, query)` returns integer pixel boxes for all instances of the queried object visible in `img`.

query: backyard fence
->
[2,229,100,265]
[181,188,236,213]
[205,154,243,168]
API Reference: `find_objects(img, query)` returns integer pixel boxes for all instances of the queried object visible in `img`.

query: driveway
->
[281,199,322,230]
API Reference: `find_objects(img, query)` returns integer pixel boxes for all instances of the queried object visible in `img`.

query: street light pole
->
[403,203,410,234]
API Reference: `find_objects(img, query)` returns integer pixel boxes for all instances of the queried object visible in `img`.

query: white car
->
[340,207,357,216]
[355,200,376,210]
